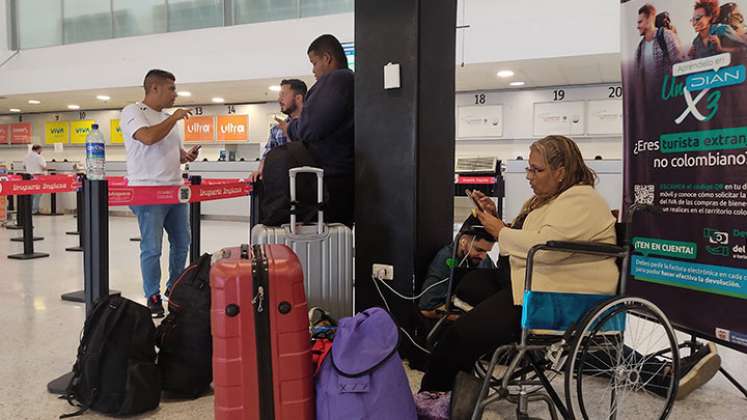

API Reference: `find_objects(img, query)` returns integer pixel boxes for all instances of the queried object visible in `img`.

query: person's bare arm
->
[133,109,191,145]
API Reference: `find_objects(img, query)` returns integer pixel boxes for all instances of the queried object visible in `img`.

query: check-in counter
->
[186,160,259,221]
[503,159,623,222]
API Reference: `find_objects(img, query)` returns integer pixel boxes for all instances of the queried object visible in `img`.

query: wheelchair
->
[436,219,681,420]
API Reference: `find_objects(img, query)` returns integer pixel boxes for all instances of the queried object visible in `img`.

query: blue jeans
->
[130,204,190,298]
[31,194,41,214]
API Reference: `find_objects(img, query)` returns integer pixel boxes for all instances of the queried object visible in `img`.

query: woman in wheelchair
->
[421,135,618,391]
[419,136,720,407]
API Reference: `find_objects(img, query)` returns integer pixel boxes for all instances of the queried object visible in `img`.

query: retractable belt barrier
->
[105,176,251,207]
[455,175,497,185]
[0,175,251,203]
[0,174,79,196]
[4,175,252,263]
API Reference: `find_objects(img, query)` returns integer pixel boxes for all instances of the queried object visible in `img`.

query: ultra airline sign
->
[217,115,248,142]
[184,116,215,142]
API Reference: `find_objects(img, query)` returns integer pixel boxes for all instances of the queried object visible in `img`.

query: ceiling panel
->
[0,53,623,116]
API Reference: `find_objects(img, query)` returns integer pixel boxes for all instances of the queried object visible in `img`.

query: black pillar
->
[354,0,456,359]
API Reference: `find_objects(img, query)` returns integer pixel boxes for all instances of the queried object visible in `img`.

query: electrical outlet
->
[372,263,394,280]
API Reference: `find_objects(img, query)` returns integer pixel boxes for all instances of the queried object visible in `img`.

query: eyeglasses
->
[733,12,745,24]
[525,166,546,175]
[691,14,706,23]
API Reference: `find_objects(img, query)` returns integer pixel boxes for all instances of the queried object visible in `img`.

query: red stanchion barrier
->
[107,179,251,206]
[0,174,79,196]
[455,175,497,185]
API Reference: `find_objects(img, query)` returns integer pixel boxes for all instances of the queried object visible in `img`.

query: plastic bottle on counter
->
[85,123,106,180]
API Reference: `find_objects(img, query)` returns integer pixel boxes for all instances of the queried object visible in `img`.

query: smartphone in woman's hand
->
[465,189,485,212]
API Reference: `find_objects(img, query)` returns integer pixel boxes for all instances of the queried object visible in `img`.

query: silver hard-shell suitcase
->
[250,167,354,319]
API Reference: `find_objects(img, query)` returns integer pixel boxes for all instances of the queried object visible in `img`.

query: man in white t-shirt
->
[120,69,200,317]
[23,144,47,214]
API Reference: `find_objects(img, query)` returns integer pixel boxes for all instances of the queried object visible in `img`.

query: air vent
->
[455,156,497,173]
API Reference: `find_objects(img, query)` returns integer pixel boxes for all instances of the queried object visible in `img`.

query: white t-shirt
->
[121,102,183,186]
[641,39,655,74]
[23,151,47,174]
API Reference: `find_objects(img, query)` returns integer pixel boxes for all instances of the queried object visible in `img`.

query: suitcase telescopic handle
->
[289,166,324,235]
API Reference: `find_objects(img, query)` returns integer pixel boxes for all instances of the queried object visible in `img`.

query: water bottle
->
[85,123,106,180]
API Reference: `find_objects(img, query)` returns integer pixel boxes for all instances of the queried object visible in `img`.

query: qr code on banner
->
[634,184,655,205]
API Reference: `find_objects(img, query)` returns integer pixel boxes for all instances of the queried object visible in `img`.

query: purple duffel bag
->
[316,307,417,420]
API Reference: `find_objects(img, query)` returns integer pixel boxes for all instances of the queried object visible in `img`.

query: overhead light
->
[67,104,80,110]
[96,95,110,101]
[211,97,225,103]
[268,85,281,92]
[9,108,21,112]
[28,100,41,104]
[509,81,526,87]
[496,70,514,78]
[177,91,191,97]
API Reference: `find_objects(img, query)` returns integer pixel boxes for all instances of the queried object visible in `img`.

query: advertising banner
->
[110,119,124,144]
[45,121,69,144]
[217,115,249,141]
[10,122,32,144]
[184,115,215,142]
[0,125,8,143]
[70,120,95,144]
[622,0,747,348]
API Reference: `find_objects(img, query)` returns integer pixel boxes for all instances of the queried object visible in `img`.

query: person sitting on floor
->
[419,216,498,320]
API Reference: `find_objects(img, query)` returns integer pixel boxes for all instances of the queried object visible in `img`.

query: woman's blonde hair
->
[513,135,597,227]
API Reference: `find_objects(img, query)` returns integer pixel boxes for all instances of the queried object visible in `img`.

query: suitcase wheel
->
[278,301,291,315]
[225,304,240,317]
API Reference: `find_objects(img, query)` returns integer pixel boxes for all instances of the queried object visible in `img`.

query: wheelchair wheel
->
[565,297,679,420]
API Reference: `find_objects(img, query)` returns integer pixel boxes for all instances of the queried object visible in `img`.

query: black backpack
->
[155,253,213,398]
[258,141,326,226]
[61,295,160,418]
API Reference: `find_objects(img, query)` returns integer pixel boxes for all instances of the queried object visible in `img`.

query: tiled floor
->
[1,215,745,419]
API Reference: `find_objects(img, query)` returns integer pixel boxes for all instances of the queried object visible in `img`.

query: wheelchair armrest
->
[544,241,625,257]
[524,241,627,294]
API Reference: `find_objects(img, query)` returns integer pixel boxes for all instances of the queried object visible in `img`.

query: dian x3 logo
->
[704,228,730,256]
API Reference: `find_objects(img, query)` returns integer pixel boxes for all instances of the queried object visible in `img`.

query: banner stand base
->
[8,252,49,260]
[60,289,120,303]
[719,367,747,398]
[11,236,43,242]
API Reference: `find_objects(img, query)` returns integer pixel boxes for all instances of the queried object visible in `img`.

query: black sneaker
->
[148,294,165,318]
[676,342,721,400]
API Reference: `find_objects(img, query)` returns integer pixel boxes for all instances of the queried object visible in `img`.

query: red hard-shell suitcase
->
[211,244,314,420]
